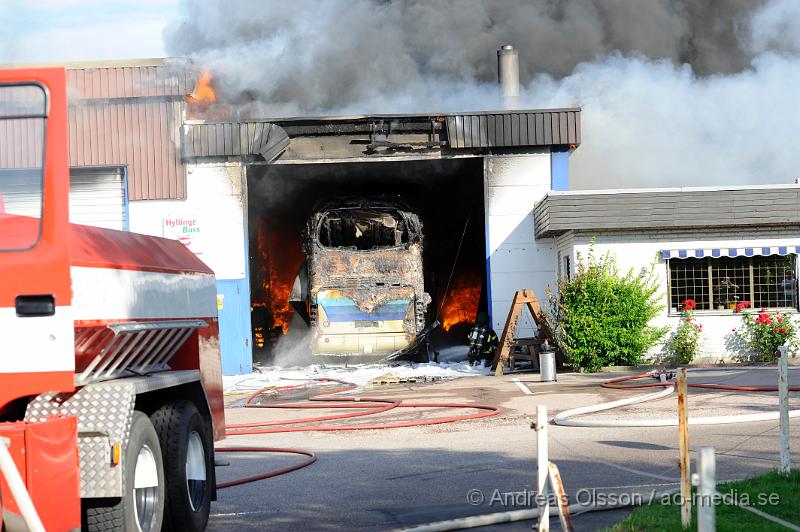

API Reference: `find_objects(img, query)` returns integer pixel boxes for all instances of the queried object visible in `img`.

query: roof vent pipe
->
[497,45,520,110]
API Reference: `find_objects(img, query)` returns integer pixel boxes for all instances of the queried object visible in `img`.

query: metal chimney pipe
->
[497,45,520,110]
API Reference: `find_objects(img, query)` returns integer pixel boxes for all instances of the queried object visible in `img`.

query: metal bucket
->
[539,350,557,382]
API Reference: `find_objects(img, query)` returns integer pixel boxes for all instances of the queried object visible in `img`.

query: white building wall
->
[484,152,556,336]
[128,162,253,375]
[128,162,246,280]
[555,231,574,280]
[569,227,800,363]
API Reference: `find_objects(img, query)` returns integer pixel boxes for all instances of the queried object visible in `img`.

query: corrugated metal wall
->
[67,64,191,200]
[183,122,289,162]
[446,109,580,149]
[0,118,43,169]
[1,63,191,200]
[0,84,47,169]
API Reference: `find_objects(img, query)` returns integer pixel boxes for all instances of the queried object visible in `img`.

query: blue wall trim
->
[217,278,253,375]
[550,148,570,191]
[241,223,253,372]
[218,218,254,376]
[483,162,493,327]
[121,166,130,231]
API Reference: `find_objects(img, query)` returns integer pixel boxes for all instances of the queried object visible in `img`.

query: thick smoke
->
[166,0,800,189]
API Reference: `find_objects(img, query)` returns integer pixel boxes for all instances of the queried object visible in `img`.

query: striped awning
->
[661,246,800,260]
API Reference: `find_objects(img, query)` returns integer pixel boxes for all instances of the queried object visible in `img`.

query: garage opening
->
[246,157,487,365]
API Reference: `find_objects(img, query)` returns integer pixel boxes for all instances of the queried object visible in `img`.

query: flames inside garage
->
[247,157,487,364]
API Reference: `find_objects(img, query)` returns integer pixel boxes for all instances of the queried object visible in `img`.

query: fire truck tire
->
[83,411,165,532]
[151,400,213,532]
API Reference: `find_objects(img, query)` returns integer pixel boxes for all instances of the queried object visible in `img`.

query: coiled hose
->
[216,378,500,488]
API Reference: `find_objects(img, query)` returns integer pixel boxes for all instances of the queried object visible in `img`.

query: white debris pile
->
[223,358,490,394]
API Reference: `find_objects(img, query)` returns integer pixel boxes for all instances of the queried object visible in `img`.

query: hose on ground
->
[401,367,800,530]
[214,447,317,489]
[554,367,800,427]
[393,491,678,532]
[216,377,500,488]
[225,377,500,436]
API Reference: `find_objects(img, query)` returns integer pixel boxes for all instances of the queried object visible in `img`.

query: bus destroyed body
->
[291,198,432,360]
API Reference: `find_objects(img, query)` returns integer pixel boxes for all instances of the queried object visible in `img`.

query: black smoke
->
[166,0,800,188]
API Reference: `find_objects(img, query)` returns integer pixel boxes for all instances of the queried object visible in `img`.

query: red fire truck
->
[0,68,224,531]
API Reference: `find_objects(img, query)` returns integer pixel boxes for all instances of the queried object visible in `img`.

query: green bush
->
[734,303,798,362]
[545,245,668,372]
[665,298,702,365]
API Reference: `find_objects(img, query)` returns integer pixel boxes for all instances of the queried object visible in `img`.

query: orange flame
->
[440,272,482,332]
[186,69,227,120]
[255,219,305,334]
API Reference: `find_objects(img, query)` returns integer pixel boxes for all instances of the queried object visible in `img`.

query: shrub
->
[545,245,669,372]
[665,299,702,365]
[733,302,798,362]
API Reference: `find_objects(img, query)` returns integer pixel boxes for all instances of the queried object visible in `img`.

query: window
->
[0,83,47,251]
[668,255,798,312]
[318,209,411,250]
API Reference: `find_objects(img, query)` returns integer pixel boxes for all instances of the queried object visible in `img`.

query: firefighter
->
[467,312,499,366]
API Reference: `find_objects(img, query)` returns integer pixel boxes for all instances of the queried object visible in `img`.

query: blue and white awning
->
[661,246,800,260]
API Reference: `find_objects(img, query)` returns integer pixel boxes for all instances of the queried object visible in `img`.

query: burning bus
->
[291,198,431,358]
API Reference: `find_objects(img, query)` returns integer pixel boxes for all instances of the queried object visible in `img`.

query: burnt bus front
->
[303,200,430,358]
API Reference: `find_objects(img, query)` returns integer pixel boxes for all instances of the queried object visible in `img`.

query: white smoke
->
[166,0,800,189]
[525,51,800,188]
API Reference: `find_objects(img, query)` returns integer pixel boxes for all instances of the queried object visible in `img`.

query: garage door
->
[0,166,127,231]
[69,167,127,230]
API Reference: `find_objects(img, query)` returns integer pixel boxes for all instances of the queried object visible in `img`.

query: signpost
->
[677,368,691,529]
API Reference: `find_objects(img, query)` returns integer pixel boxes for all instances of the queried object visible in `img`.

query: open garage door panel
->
[68,167,127,230]
[246,157,488,364]
[0,166,127,231]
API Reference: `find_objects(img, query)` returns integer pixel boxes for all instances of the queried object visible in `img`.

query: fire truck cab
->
[0,68,224,531]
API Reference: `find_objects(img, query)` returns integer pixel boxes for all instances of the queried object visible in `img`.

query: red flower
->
[682,299,697,311]
[685,317,692,322]
[777,317,783,323]
[734,301,751,313]
[781,327,787,334]
[775,327,780,333]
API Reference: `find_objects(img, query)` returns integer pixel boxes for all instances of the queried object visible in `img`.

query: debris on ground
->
[222,358,490,394]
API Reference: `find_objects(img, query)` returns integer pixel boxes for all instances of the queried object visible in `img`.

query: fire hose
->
[399,367,800,531]
[553,367,800,427]
[215,378,500,488]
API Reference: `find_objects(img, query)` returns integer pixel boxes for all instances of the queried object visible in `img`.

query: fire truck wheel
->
[151,400,213,532]
[83,411,166,532]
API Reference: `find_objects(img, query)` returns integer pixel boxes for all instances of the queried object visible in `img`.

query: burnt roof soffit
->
[182,122,290,163]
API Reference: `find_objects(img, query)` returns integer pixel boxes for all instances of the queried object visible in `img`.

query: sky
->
[0,0,176,64]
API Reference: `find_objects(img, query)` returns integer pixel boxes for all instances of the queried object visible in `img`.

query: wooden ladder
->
[491,289,556,376]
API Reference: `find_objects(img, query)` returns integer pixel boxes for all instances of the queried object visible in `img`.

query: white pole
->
[697,447,716,532]
[535,405,549,532]
[0,437,46,532]
[779,344,791,474]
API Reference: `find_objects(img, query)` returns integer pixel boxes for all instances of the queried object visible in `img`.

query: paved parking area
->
[209,368,800,531]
